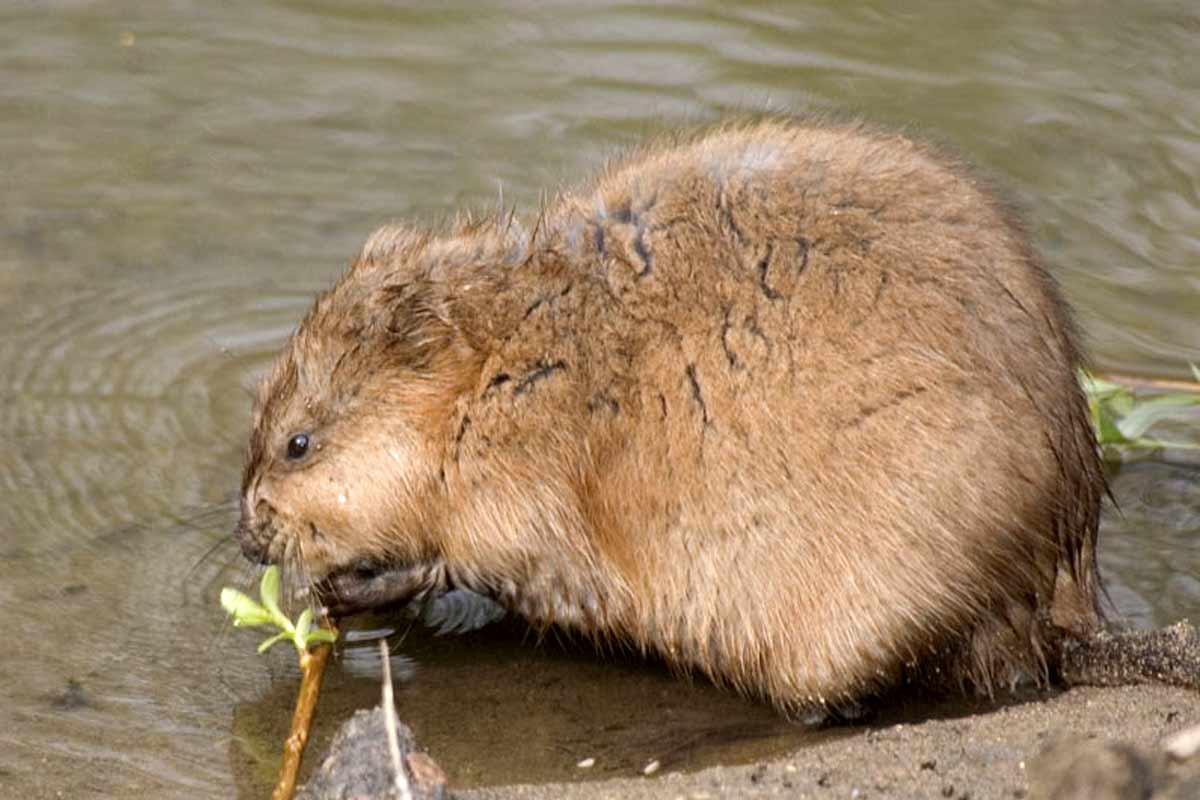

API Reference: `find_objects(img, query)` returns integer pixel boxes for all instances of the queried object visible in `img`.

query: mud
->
[303,625,1200,799]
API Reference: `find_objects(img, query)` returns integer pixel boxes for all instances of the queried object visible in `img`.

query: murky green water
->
[2,2,1197,797]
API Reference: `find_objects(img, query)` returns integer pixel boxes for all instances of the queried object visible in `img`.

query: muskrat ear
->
[378,279,459,372]
[365,218,536,363]
[414,222,534,357]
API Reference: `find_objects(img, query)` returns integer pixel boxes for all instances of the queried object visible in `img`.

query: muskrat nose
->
[237,528,270,564]
[235,489,272,564]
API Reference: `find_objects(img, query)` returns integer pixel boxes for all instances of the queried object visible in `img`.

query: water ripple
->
[1,277,307,548]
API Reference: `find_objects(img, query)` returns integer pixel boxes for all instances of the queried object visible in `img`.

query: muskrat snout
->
[234,489,278,565]
[236,526,270,565]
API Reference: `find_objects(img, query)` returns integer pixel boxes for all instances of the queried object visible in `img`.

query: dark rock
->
[298,706,447,800]
[53,678,90,711]
[1028,732,1200,800]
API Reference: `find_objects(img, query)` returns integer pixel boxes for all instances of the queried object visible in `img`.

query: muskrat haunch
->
[236,117,1104,717]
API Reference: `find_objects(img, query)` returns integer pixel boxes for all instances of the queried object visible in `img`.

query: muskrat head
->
[235,225,504,614]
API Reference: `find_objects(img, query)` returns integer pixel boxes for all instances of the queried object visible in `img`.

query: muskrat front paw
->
[317,560,446,617]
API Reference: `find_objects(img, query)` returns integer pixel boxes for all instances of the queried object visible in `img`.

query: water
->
[2,1,1197,796]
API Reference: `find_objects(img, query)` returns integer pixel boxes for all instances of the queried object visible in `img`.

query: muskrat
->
[236,117,1104,717]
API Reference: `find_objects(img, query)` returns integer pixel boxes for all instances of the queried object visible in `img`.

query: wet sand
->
[463,684,1200,800]
[294,624,1200,798]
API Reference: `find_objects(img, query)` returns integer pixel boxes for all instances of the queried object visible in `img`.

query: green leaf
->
[1116,393,1200,440]
[256,631,291,654]
[259,565,281,611]
[221,566,339,658]
[305,628,337,645]
[1091,399,1130,445]
[295,608,313,641]
[220,587,274,627]
[258,566,291,630]
[1106,390,1135,417]
[1079,370,1127,403]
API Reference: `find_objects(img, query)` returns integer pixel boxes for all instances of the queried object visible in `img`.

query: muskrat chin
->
[315,558,449,618]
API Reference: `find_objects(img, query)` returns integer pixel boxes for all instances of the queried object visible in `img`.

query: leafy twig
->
[1080,366,1200,461]
[220,567,337,657]
[221,567,338,800]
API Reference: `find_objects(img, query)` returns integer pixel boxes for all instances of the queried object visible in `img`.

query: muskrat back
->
[236,117,1104,717]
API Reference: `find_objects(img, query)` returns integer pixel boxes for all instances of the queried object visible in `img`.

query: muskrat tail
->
[922,366,1108,698]
[1023,246,1110,663]
[1039,368,1109,667]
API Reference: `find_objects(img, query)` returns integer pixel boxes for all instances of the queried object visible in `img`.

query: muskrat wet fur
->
[236,117,1104,718]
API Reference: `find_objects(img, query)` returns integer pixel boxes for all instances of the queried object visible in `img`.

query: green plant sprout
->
[220,566,337,656]
[221,565,338,800]
[1080,366,1200,460]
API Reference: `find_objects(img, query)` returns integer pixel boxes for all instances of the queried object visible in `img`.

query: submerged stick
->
[380,639,413,800]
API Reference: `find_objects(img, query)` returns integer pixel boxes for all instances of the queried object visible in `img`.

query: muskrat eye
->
[286,433,310,460]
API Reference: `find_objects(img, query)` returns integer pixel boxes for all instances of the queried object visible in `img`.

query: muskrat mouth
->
[316,559,447,618]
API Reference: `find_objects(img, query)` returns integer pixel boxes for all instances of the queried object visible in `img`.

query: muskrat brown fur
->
[236,117,1104,717]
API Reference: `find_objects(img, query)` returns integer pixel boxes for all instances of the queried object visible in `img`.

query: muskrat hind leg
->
[415,588,507,635]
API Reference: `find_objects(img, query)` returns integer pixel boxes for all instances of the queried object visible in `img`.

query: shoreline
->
[461,684,1200,799]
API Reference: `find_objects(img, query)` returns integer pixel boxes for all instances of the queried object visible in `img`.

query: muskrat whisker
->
[184,532,239,584]
[290,531,318,616]
[161,500,239,534]
[282,536,322,623]
[206,554,261,660]
[300,564,321,620]
[389,603,421,658]
[281,536,302,611]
